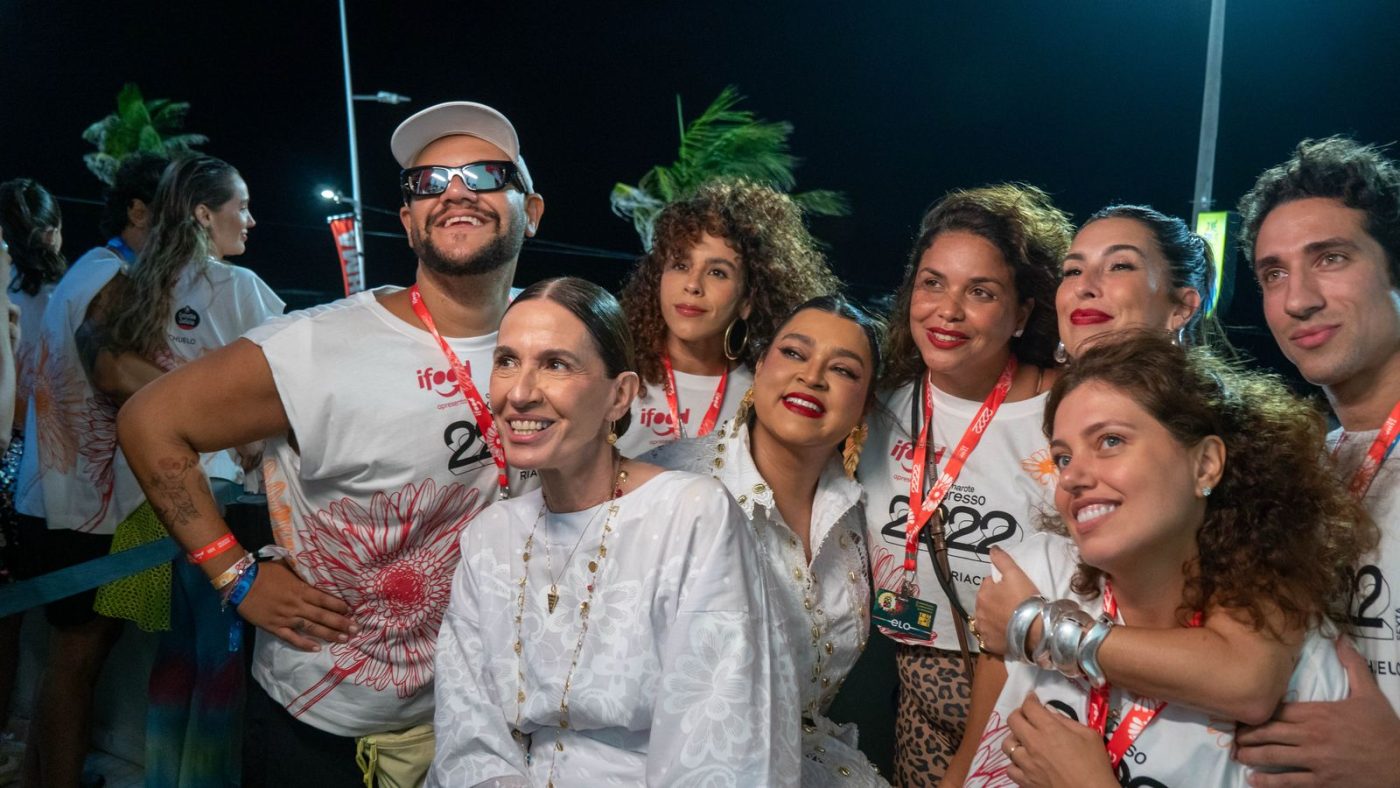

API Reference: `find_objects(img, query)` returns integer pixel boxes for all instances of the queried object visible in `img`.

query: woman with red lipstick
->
[1056,205,1216,362]
[858,184,1073,784]
[961,332,1371,787]
[432,277,799,786]
[646,295,888,785]
[617,178,838,457]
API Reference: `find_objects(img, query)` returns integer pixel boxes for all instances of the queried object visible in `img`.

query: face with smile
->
[1051,381,1221,574]
[750,308,874,454]
[491,299,635,478]
[199,175,253,259]
[399,135,544,277]
[1254,197,1400,389]
[909,231,1030,386]
[659,232,751,347]
[1057,217,1198,355]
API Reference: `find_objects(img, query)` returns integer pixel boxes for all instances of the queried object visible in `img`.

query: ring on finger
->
[1007,741,1021,758]
[294,617,308,633]
[969,617,987,650]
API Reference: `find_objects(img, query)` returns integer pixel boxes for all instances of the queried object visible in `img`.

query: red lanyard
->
[409,285,509,498]
[1334,399,1400,499]
[902,357,1017,578]
[660,353,728,439]
[1086,581,1202,768]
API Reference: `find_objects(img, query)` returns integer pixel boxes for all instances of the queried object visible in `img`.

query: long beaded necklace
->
[513,458,628,788]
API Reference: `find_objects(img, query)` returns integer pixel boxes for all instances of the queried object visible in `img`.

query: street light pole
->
[1192,0,1227,221]
[337,0,366,286]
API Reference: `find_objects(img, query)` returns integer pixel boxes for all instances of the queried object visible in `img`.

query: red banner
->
[327,213,364,295]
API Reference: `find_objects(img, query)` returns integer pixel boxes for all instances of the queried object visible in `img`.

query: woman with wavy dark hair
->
[616,178,839,457]
[960,331,1373,787]
[857,183,1073,785]
[1056,204,1219,361]
[647,294,887,785]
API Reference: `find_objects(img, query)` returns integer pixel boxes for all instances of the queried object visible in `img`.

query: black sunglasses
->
[399,161,525,199]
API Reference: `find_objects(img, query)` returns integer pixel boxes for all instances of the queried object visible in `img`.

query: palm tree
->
[611,86,849,250]
[82,83,208,185]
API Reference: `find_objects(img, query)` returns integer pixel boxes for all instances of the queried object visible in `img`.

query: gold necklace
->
[542,499,608,614]
[514,459,628,788]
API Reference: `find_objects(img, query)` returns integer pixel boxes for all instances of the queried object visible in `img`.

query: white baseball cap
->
[390,101,533,192]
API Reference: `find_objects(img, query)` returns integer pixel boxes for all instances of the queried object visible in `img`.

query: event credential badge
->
[872,588,936,642]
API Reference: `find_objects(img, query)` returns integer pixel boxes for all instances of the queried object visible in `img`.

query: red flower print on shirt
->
[965,710,1016,787]
[286,478,490,717]
[32,339,84,474]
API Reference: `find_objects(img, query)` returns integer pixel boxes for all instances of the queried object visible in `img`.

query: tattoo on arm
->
[146,456,204,531]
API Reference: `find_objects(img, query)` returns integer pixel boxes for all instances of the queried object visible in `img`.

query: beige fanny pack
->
[355,723,435,788]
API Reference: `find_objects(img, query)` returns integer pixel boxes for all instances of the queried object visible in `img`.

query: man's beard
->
[412,208,525,277]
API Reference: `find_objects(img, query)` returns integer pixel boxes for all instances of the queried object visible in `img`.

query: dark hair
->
[882,183,1072,387]
[761,294,886,414]
[619,178,839,390]
[99,153,171,238]
[108,155,241,357]
[0,178,67,296]
[1082,204,1222,345]
[1239,136,1400,283]
[511,276,637,436]
[1043,330,1376,635]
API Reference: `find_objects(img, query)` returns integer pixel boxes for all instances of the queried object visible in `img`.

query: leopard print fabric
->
[893,645,971,787]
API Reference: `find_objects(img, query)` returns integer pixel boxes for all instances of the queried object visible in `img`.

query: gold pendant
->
[547,586,559,614]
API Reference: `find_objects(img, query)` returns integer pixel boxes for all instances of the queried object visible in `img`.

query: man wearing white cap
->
[118,101,544,786]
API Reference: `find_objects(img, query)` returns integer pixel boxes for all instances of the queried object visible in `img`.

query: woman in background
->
[617,178,838,457]
[1055,204,1214,360]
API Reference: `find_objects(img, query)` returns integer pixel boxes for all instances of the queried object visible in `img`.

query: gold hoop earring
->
[842,422,869,480]
[723,318,749,361]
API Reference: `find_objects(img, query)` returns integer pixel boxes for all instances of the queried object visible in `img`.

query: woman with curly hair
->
[960,331,1374,787]
[857,184,1072,785]
[615,178,839,457]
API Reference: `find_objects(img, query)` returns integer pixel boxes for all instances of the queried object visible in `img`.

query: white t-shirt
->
[1330,427,1400,712]
[168,258,284,482]
[14,248,139,529]
[615,365,754,457]
[965,532,1349,787]
[7,270,55,427]
[246,287,539,737]
[859,380,1057,650]
[13,253,283,530]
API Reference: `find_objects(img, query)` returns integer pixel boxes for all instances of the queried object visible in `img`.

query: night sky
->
[5,0,1399,381]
